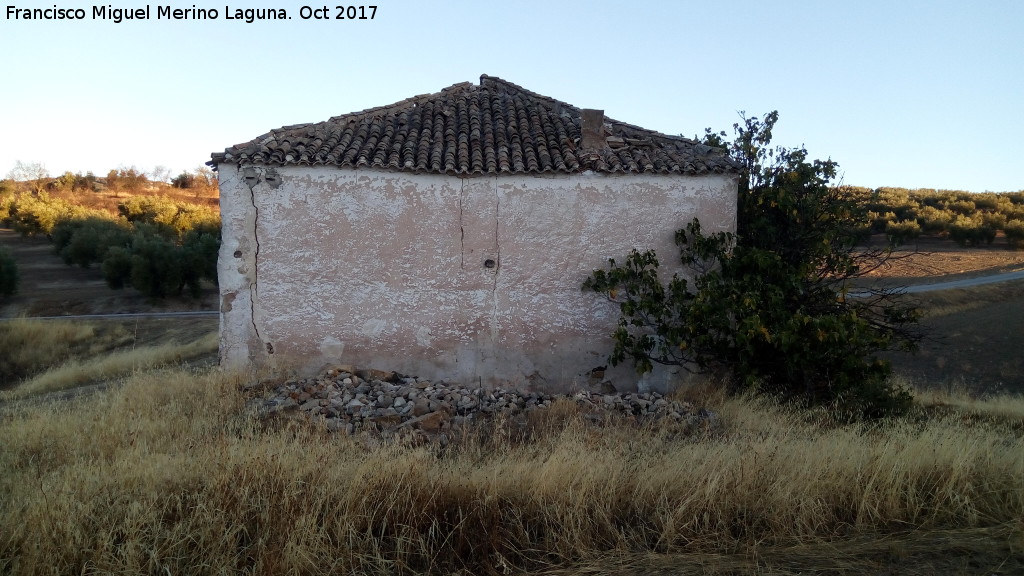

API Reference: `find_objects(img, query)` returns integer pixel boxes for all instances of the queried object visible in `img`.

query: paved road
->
[895,268,1024,293]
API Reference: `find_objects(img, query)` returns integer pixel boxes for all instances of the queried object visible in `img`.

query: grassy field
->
[891,280,1024,394]
[0,317,217,400]
[1,320,1023,574]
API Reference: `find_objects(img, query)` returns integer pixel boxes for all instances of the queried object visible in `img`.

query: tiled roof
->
[210,75,739,176]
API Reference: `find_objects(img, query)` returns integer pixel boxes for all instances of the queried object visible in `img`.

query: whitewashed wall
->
[218,165,737,392]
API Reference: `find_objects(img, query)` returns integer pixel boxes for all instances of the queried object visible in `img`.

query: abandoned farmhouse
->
[211,75,740,392]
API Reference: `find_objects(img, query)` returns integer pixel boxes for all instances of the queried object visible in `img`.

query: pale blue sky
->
[2,0,1021,191]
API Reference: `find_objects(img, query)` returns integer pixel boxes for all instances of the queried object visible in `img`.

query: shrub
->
[885,219,921,245]
[4,193,103,237]
[54,217,133,268]
[118,196,220,240]
[101,247,134,290]
[949,215,995,247]
[585,112,919,418]
[1005,220,1024,250]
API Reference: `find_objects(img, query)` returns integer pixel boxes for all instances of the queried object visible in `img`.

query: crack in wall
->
[458,180,465,269]
[490,181,500,343]
[242,168,263,344]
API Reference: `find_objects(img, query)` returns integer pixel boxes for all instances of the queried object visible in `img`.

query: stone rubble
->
[250,365,717,444]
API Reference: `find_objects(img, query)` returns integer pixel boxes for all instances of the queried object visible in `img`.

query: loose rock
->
[250,367,713,444]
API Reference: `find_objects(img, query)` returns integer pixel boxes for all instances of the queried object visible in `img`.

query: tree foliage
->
[1,192,220,300]
[851,186,1024,248]
[106,167,148,194]
[584,112,921,417]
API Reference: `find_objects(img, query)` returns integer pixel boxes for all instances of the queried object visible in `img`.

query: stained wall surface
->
[218,164,738,392]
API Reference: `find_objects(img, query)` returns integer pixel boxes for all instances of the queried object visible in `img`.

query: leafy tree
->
[885,219,921,245]
[171,172,196,189]
[106,167,148,194]
[54,171,78,192]
[128,233,186,298]
[0,246,17,298]
[584,112,920,417]
[101,246,134,290]
[1005,220,1024,250]
[52,217,133,268]
[172,167,218,199]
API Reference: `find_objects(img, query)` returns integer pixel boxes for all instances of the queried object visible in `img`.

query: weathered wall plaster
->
[218,165,738,392]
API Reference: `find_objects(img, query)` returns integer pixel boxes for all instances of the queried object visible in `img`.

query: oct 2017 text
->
[4,5,378,23]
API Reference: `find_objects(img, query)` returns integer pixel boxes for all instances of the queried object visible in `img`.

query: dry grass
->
[0,318,134,388]
[910,280,1024,319]
[0,331,218,401]
[1,367,1022,574]
[913,379,1024,426]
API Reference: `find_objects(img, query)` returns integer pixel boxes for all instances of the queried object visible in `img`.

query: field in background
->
[860,235,1024,284]
[896,281,1024,393]
[0,227,218,317]
[851,237,1024,393]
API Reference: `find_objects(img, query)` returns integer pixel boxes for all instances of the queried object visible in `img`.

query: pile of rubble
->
[251,366,716,443]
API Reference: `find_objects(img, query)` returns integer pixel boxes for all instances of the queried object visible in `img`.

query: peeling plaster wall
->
[218,165,738,392]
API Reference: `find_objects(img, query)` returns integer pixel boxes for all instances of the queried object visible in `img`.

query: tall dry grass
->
[0,331,218,401]
[0,317,217,401]
[1,367,1022,574]
[0,318,132,388]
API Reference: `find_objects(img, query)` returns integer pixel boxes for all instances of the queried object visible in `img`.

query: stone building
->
[210,75,739,391]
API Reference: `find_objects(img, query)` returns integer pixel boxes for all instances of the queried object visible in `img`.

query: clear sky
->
[1,0,1021,192]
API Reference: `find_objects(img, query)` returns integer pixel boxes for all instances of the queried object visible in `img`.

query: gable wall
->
[218,164,737,392]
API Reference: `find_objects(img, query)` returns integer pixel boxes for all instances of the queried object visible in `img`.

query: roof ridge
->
[480,74,693,145]
[478,74,579,113]
[326,81,475,123]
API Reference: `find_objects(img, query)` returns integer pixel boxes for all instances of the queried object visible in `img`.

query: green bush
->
[586,112,919,419]
[0,246,17,298]
[949,215,995,247]
[101,226,209,299]
[4,193,104,237]
[885,219,921,245]
[53,217,133,269]
[1005,219,1024,250]
[118,196,220,241]
[100,247,133,290]
[0,195,13,223]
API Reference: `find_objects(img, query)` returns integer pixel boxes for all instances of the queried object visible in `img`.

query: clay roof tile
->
[211,75,739,176]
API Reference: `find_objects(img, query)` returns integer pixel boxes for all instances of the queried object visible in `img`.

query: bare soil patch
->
[863,235,1024,284]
